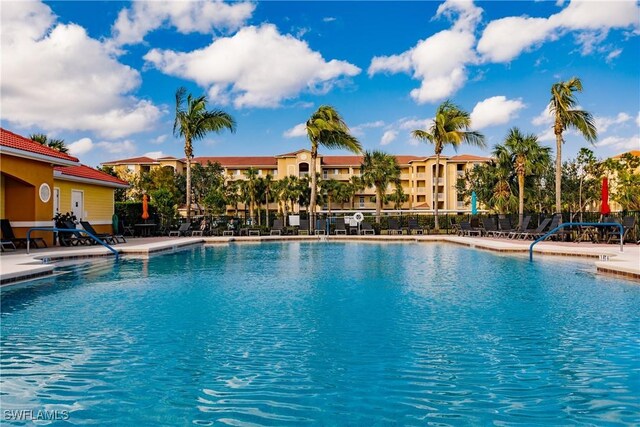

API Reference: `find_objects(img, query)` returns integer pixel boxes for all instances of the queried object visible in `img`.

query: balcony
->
[323,173,349,180]
[416,187,427,194]
[400,173,411,180]
[456,201,466,209]
[416,172,427,179]
[436,193,445,201]
[456,170,465,178]
[432,177,444,185]
[300,172,309,178]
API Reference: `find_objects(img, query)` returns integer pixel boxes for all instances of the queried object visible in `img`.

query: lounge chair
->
[191,220,209,237]
[507,216,531,239]
[607,216,636,243]
[58,221,93,246]
[459,221,481,236]
[298,219,309,235]
[1,219,48,248]
[1,240,16,251]
[517,217,552,240]
[481,218,499,237]
[387,218,402,235]
[169,222,191,237]
[270,219,285,235]
[495,218,515,238]
[334,217,347,235]
[315,219,326,235]
[80,220,122,244]
[360,221,375,235]
[407,218,424,235]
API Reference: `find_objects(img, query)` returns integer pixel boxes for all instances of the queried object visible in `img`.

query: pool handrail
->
[529,222,623,261]
[26,227,119,260]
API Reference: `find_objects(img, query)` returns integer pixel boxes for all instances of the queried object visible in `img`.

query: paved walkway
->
[1,235,638,285]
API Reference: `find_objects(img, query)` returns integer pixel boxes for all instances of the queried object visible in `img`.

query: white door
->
[53,188,60,215]
[71,190,83,220]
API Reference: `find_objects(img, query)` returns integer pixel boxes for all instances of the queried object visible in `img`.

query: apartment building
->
[102,149,490,213]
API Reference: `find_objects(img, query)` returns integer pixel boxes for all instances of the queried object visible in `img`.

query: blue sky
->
[2,0,639,167]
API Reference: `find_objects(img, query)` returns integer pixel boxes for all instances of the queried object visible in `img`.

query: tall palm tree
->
[244,168,259,224]
[388,181,408,210]
[174,86,236,220]
[361,151,400,223]
[349,175,364,210]
[494,128,551,228]
[411,100,485,230]
[306,106,361,231]
[30,133,69,154]
[549,77,597,214]
[224,180,240,216]
[319,179,340,218]
[263,174,274,227]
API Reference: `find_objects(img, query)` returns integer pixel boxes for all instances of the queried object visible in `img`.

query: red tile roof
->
[193,156,278,167]
[449,154,492,162]
[321,155,423,166]
[0,127,79,163]
[276,149,310,157]
[54,165,129,187]
[612,150,640,159]
[101,156,156,165]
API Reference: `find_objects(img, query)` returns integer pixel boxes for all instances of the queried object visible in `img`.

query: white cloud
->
[478,0,639,63]
[111,1,255,46]
[151,135,168,145]
[351,120,385,136]
[323,17,337,23]
[594,112,631,133]
[398,117,434,130]
[96,140,137,155]
[68,138,94,156]
[532,105,554,126]
[380,130,398,146]
[368,0,482,104]
[470,96,526,129]
[145,24,360,108]
[636,112,640,127]
[143,151,167,159]
[605,48,623,63]
[597,134,640,151]
[283,123,307,138]
[1,1,163,138]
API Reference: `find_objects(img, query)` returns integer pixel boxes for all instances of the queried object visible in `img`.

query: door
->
[53,188,60,215]
[71,190,83,220]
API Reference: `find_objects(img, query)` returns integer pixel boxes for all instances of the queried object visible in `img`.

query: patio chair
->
[481,218,499,237]
[270,218,285,235]
[1,219,48,248]
[607,216,636,244]
[59,221,93,246]
[459,221,481,237]
[495,218,515,238]
[518,217,552,240]
[315,219,327,235]
[334,217,347,235]
[191,219,209,237]
[1,240,16,251]
[118,220,135,237]
[507,216,531,239]
[169,222,191,237]
[298,219,310,235]
[407,218,424,235]
[360,221,375,235]
[80,221,121,244]
[387,218,402,235]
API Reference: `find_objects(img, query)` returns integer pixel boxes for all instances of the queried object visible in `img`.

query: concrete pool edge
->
[1,236,638,285]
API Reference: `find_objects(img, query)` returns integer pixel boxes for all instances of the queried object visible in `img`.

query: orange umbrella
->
[142,194,150,220]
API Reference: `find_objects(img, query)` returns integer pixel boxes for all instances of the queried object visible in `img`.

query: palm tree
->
[224,180,240,216]
[319,179,340,218]
[494,128,551,228]
[30,133,69,154]
[411,100,485,230]
[174,86,236,220]
[263,174,274,227]
[549,77,597,214]
[361,151,400,223]
[388,181,408,210]
[306,106,361,231]
[349,175,364,210]
[244,168,259,224]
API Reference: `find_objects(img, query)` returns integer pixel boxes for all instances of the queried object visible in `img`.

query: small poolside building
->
[1,128,129,245]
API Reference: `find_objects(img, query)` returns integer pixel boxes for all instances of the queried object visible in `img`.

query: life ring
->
[353,212,364,223]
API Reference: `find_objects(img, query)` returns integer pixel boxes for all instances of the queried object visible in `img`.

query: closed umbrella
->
[142,194,150,221]
[600,177,610,215]
[471,191,477,215]
[112,213,119,234]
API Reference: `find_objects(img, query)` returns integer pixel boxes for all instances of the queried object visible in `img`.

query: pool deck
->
[1,235,638,285]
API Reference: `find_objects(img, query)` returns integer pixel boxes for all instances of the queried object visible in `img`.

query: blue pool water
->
[1,243,639,425]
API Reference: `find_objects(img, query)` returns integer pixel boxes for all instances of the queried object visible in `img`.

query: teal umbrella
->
[471,191,477,215]
[112,213,119,234]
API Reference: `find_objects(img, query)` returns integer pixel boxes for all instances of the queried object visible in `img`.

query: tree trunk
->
[309,145,318,232]
[328,195,332,218]
[434,154,440,230]
[265,189,269,227]
[376,188,382,224]
[186,156,192,221]
[555,131,562,216]
[518,172,525,229]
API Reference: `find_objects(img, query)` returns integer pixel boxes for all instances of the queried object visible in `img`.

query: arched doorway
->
[299,162,309,178]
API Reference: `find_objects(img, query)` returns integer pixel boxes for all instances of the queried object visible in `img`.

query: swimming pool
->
[1,242,639,425]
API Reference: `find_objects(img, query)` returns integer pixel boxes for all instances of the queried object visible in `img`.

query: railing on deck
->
[26,227,119,260]
[529,222,623,261]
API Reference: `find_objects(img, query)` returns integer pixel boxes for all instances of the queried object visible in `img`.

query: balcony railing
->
[416,187,427,194]
[456,201,466,209]
[416,173,427,179]
[432,177,444,185]
[400,173,411,180]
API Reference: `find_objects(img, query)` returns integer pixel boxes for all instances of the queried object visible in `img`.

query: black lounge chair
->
[169,222,191,237]
[360,221,375,235]
[1,219,48,248]
[481,218,499,237]
[334,217,347,235]
[518,217,552,240]
[495,218,515,238]
[607,216,636,243]
[387,218,402,235]
[80,221,122,244]
[459,221,481,236]
[508,216,531,239]
[298,219,309,235]
[1,240,16,251]
[407,218,424,235]
[270,219,285,235]
[58,221,93,246]
[315,219,327,235]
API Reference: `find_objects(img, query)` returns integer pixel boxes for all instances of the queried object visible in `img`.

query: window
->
[334,169,339,175]
[322,170,328,179]
[359,196,365,208]
[273,170,278,176]
[258,169,263,176]
[127,165,135,172]
[235,169,241,176]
